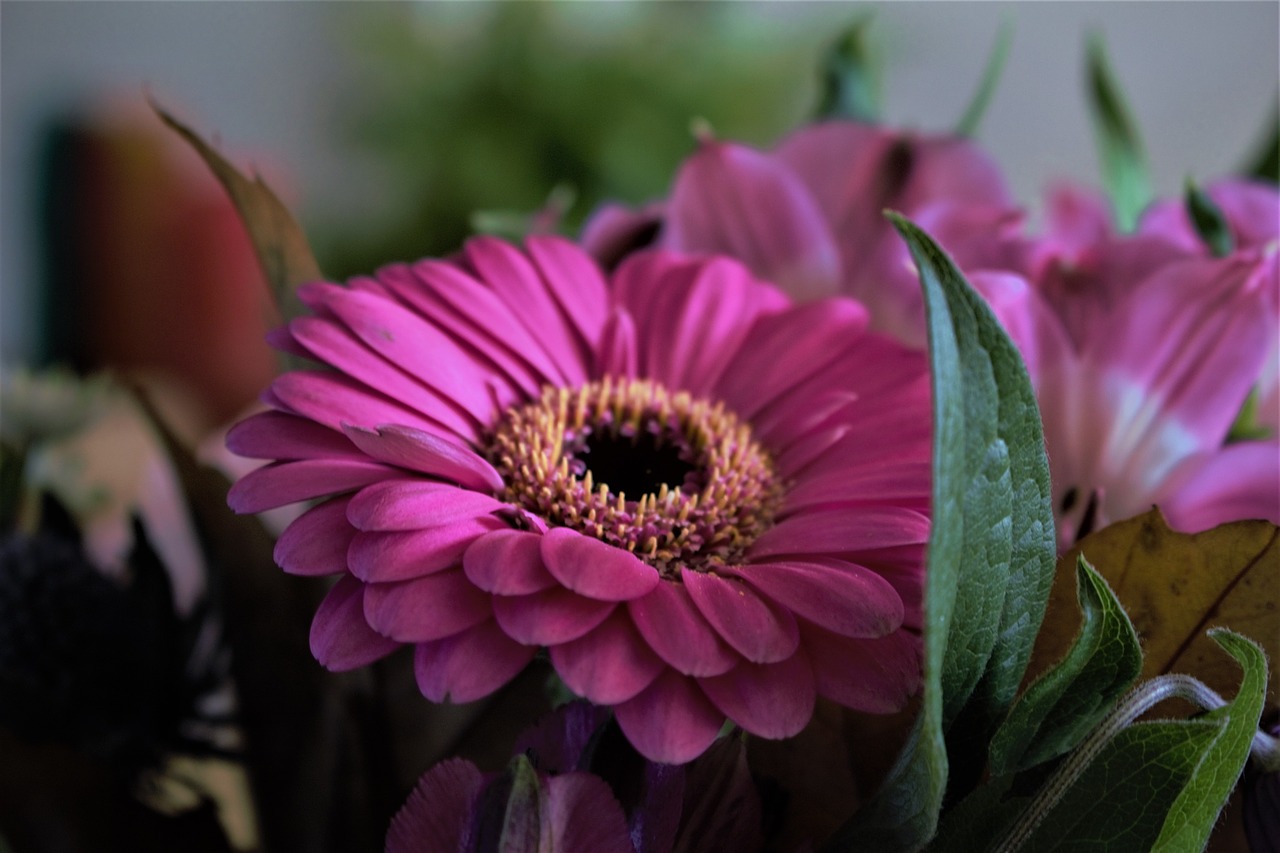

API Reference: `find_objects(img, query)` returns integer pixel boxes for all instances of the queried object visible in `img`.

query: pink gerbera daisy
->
[226,236,931,763]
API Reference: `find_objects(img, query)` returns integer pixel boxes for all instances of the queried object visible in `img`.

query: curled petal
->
[681,568,799,664]
[628,580,737,677]
[541,528,660,601]
[614,669,725,764]
[464,529,559,595]
[275,497,356,576]
[346,479,507,532]
[413,619,537,704]
[363,570,492,643]
[342,424,504,492]
[310,575,400,671]
[550,610,666,704]
[228,458,395,514]
[493,587,616,646]
[699,652,816,739]
[349,517,503,582]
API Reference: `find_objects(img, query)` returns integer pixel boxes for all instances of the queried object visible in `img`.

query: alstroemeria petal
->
[550,610,666,704]
[1159,442,1280,532]
[386,758,485,853]
[663,139,842,302]
[413,619,537,704]
[699,652,816,739]
[541,528,660,601]
[363,570,492,643]
[614,669,726,764]
[310,575,400,671]
[629,580,737,677]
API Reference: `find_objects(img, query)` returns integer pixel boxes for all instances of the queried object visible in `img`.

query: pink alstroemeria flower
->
[583,121,1020,348]
[1012,185,1280,545]
[226,236,931,763]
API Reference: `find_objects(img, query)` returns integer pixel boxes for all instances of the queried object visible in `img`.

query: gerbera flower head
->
[227,236,931,763]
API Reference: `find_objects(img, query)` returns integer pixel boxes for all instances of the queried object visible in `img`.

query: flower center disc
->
[488,377,782,578]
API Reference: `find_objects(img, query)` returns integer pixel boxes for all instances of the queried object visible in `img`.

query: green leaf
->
[1242,107,1279,183]
[1151,630,1267,851]
[988,557,1141,776]
[815,16,880,122]
[824,215,1056,851]
[1183,180,1234,258]
[1085,34,1153,232]
[154,104,322,324]
[954,20,1014,138]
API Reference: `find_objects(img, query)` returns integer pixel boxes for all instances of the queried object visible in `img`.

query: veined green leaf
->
[815,15,880,123]
[988,557,1140,776]
[824,215,1056,851]
[1085,34,1153,232]
[955,20,1014,138]
[1184,180,1234,258]
[1152,630,1267,851]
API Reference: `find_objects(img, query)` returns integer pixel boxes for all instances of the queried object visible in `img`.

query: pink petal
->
[363,569,492,643]
[614,669,725,764]
[596,308,638,379]
[342,424,504,492]
[712,298,867,420]
[270,370,463,441]
[699,652,815,739]
[781,460,932,516]
[348,517,504,582]
[549,610,665,704]
[542,773,635,853]
[681,569,799,664]
[227,458,396,514]
[540,528,660,602]
[747,507,930,561]
[289,315,481,439]
[386,757,484,853]
[465,237,589,382]
[274,497,356,576]
[310,285,504,426]
[525,235,610,356]
[309,574,400,671]
[226,410,360,461]
[394,258,569,389]
[663,139,842,301]
[728,560,902,639]
[345,479,507,532]
[628,580,737,677]
[802,621,922,713]
[1159,442,1280,532]
[492,586,616,645]
[413,619,537,704]
[637,256,786,397]
[580,201,664,269]
[463,529,560,595]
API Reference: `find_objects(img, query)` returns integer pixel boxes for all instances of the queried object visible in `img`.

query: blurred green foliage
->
[315,2,854,279]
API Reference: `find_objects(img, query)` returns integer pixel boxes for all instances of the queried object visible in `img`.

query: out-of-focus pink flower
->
[226,236,931,763]
[386,702,762,853]
[1004,185,1280,545]
[583,122,1019,348]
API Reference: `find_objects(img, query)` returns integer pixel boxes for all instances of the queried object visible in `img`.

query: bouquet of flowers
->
[2,16,1276,853]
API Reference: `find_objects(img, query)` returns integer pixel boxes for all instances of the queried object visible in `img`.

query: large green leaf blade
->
[825,214,1057,850]
[1152,630,1267,851]
[988,557,1141,776]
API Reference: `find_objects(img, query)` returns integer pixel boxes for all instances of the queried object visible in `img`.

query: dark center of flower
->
[487,377,782,578]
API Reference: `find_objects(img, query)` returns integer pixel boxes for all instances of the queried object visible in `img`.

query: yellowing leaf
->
[154,103,322,323]
[1029,508,1278,707]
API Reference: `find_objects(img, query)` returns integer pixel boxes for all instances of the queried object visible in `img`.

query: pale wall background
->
[3,1,1278,366]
